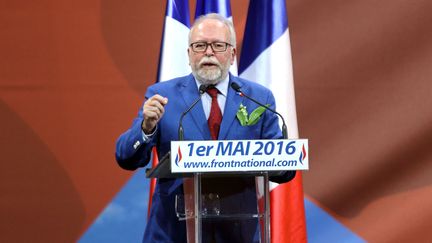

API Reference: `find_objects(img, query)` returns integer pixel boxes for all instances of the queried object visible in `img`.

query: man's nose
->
[204,44,215,55]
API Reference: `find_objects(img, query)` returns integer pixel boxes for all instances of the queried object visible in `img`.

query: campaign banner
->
[171,139,308,173]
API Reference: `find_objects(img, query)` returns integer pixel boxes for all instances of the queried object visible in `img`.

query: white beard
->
[196,68,222,85]
[192,57,231,85]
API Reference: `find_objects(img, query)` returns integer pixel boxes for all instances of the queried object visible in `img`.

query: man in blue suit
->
[116,13,294,242]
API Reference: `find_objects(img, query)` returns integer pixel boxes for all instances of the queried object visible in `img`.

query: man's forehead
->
[196,18,224,27]
[191,20,229,39]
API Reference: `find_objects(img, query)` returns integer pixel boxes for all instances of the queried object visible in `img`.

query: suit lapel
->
[219,75,244,140]
[179,75,211,140]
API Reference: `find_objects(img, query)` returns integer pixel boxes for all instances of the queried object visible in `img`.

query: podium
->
[146,139,308,243]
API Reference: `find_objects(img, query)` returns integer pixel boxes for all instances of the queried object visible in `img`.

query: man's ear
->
[231,47,237,65]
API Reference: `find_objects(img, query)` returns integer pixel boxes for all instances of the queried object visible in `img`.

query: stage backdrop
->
[1,0,431,242]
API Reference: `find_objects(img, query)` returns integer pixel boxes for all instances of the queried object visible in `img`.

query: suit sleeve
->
[115,87,159,170]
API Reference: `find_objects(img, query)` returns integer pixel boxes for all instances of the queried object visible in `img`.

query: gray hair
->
[188,13,237,47]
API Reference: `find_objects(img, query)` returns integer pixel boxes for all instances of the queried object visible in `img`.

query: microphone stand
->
[178,84,208,140]
[230,82,295,183]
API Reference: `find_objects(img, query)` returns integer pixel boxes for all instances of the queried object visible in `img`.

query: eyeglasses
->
[190,42,232,53]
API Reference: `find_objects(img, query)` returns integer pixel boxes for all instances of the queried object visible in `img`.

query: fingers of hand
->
[143,95,168,121]
[150,94,168,105]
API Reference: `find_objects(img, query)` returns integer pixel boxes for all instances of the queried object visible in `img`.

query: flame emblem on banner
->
[175,146,182,166]
[299,144,307,165]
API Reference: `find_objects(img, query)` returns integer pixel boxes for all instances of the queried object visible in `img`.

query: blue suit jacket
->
[115,73,282,242]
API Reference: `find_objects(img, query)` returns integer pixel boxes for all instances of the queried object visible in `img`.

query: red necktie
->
[206,87,222,140]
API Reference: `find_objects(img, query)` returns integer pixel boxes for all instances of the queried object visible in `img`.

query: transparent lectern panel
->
[178,173,270,243]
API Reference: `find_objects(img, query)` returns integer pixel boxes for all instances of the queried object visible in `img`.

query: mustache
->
[198,57,221,67]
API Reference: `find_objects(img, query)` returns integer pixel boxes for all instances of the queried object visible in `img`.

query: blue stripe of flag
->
[238,0,288,74]
[166,0,190,27]
[195,0,232,18]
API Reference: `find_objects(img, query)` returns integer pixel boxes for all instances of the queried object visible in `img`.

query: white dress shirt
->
[195,75,229,119]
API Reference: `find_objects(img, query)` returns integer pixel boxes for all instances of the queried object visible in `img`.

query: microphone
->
[230,82,295,183]
[178,84,208,141]
[230,82,288,139]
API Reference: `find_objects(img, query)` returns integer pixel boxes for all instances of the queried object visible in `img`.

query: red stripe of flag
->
[271,174,307,243]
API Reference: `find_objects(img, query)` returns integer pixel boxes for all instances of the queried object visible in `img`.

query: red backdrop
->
[1,0,431,242]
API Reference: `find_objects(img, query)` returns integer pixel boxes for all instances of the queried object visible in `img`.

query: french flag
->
[148,0,191,217]
[239,0,307,242]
